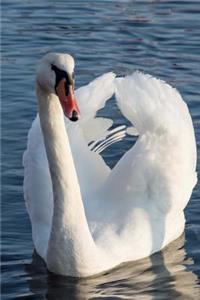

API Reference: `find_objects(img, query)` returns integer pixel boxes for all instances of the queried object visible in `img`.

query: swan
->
[23,52,197,278]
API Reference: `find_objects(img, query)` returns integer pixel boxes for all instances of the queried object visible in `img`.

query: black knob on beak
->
[70,110,79,122]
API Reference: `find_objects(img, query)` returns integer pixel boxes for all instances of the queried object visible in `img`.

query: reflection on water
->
[24,235,199,300]
[2,0,200,299]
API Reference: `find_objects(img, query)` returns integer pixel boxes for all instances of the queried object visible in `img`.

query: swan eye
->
[65,81,69,96]
[51,64,73,96]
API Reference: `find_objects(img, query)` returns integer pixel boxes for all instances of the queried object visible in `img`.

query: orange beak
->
[56,78,80,121]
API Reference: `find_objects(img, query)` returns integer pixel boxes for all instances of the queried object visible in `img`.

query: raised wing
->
[103,72,197,215]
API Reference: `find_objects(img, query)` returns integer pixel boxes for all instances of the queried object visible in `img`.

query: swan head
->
[36,53,80,122]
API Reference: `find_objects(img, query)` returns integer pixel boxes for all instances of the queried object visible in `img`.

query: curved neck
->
[37,83,96,277]
[37,84,80,205]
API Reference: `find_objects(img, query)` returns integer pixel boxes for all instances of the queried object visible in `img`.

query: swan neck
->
[37,83,78,201]
[36,83,96,276]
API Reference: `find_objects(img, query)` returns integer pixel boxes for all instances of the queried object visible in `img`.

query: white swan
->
[23,53,197,278]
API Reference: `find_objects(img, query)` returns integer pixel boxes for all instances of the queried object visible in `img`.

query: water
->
[2,0,200,299]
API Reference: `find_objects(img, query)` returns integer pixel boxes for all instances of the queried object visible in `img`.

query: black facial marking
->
[51,64,73,96]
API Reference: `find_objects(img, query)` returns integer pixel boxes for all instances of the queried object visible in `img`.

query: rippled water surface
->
[2,0,200,299]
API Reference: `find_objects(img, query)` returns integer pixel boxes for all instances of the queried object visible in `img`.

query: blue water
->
[2,0,200,299]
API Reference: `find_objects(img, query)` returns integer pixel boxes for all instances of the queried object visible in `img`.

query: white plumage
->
[23,53,197,277]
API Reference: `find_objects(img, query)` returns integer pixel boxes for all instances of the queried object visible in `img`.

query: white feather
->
[23,55,197,277]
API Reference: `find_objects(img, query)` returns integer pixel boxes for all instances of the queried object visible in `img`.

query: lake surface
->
[2,0,200,299]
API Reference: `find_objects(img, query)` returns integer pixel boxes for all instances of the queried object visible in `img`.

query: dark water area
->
[1,0,200,299]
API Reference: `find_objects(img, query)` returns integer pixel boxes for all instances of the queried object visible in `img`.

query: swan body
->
[23,53,197,277]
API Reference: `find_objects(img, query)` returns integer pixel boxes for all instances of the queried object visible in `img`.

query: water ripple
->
[2,0,200,299]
